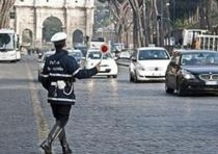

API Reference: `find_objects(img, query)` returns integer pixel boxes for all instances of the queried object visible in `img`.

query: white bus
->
[0,29,21,62]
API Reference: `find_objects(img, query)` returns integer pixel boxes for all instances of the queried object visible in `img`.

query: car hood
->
[182,65,218,74]
[85,59,116,69]
[138,60,170,67]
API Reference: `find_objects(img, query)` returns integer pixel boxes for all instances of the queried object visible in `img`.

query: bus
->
[0,29,21,62]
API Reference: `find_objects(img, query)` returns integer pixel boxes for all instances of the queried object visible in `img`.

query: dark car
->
[165,49,218,96]
[74,44,88,56]
[68,49,84,66]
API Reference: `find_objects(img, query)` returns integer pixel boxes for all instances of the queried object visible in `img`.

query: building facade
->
[10,0,95,49]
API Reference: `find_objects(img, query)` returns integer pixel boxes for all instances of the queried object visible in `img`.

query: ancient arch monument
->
[10,0,95,48]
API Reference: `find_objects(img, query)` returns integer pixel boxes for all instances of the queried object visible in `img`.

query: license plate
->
[152,72,161,76]
[206,81,218,85]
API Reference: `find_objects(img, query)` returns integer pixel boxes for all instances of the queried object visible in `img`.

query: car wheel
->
[38,74,42,82]
[133,74,139,83]
[112,75,117,78]
[177,86,186,96]
[129,73,133,82]
[165,84,174,94]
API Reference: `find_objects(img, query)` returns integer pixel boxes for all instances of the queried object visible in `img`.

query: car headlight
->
[136,64,145,71]
[181,69,195,79]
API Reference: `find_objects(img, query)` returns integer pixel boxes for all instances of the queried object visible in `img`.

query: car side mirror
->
[131,57,137,62]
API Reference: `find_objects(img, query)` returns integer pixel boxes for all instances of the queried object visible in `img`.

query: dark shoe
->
[40,140,52,154]
[63,147,72,154]
[40,121,63,154]
[59,129,72,154]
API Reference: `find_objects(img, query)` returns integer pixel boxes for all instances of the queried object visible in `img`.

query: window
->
[138,50,169,60]
[10,12,15,19]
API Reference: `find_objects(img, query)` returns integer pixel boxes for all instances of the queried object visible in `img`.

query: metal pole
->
[160,0,164,47]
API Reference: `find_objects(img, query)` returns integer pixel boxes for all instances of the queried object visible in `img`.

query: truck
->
[165,29,208,48]
[196,34,218,51]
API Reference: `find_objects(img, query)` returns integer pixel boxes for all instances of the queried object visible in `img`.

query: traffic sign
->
[100,44,109,54]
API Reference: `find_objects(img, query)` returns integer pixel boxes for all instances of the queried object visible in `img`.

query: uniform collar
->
[54,49,68,59]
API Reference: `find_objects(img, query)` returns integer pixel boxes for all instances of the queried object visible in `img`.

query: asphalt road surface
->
[1,55,218,154]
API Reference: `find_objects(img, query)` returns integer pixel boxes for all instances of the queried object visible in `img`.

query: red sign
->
[100,44,109,53]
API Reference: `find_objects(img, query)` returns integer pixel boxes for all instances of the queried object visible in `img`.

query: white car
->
[129,47,170,82]
[38,50,55,81]
[85,49,118,78]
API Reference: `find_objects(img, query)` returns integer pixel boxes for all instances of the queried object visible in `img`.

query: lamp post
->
[160,0,172,47]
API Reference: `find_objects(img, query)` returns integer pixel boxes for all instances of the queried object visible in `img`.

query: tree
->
[108,1,132,43]
[0,0,16,28]
[97,0,132,46]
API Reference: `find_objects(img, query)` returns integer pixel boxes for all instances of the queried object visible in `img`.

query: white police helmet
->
[51,32,67,43]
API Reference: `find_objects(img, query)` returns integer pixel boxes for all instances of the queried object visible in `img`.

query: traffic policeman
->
[40,32,100,154]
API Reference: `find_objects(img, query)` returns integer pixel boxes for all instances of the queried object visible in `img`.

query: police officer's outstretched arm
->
[67,56,99,79]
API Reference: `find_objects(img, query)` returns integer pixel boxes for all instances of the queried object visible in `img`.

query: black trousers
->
[50,103,72,127]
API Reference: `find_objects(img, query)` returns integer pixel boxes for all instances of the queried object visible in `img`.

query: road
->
[1,55,218,154]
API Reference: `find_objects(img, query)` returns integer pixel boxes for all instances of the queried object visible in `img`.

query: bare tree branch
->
[0,0,16,28]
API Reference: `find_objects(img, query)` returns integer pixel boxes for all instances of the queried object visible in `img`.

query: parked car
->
[85,49,118,78]
[165,49,218,96]
[129,47,170,82]
[68,49,84,66]
[37,50,55,81]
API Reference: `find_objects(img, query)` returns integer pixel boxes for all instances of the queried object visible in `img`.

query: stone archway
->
[22,29,33,48]
[42,16,63,43]
[73,29,84,47]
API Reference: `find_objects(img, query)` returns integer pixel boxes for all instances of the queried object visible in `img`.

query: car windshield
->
[138,49,169,60]
[87,51,112,60]
[181,52,218,66]
[88,51,101,59]
[69,52,82,58]
[0,33,14,51]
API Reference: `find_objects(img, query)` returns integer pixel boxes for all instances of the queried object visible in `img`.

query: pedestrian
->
[40,32,100,154]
